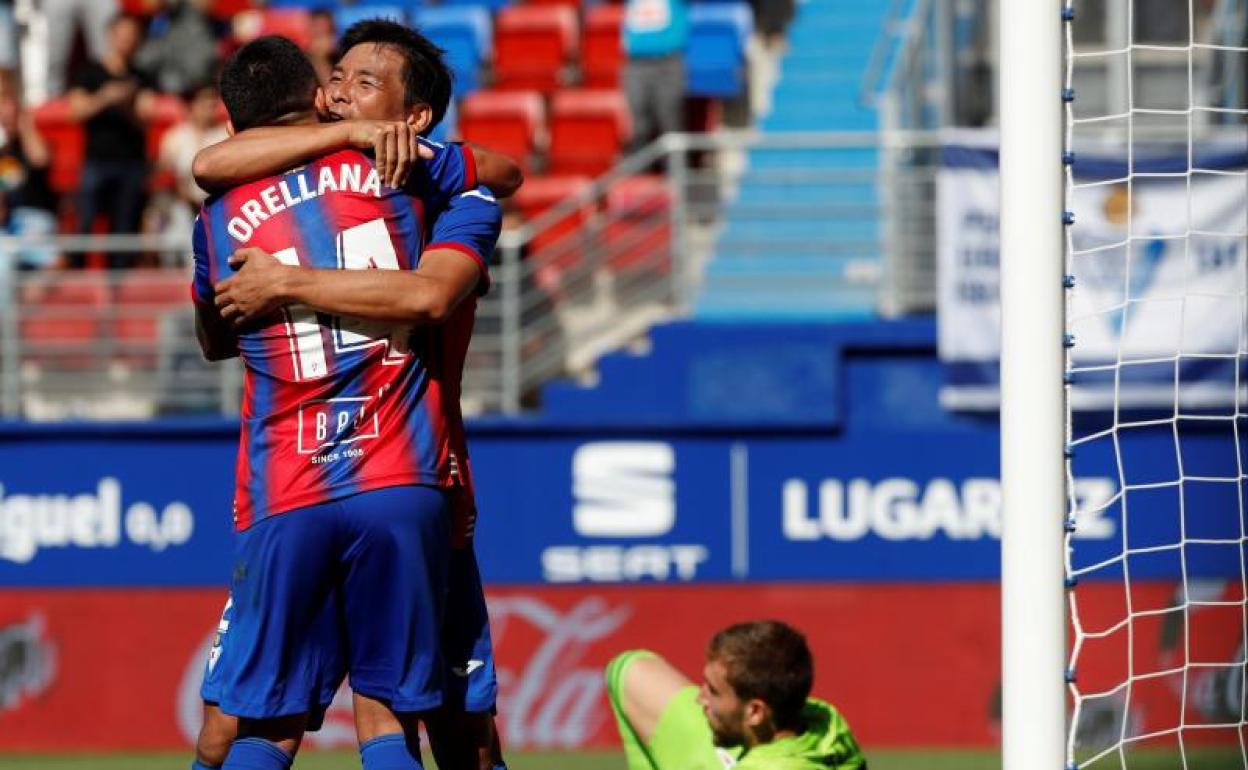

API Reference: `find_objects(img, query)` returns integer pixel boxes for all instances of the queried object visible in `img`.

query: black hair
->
[339,19,453,129]
[219,36,319,132]
[707,620,815,732]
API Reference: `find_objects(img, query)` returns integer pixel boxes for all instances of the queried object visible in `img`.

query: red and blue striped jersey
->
[190,142,491,530]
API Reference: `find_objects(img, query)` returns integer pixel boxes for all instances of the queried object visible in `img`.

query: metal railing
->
[0,131,946,420]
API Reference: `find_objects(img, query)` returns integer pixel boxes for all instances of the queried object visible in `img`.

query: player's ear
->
[314,87,328,118]
[226,119,235,137]
[742,699,769,731]
[408,103,433,135]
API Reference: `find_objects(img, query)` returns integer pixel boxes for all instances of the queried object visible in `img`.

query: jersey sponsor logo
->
[781,476,1116,542]
[0,478,196,563]
[297,396,381,455]
[0,615,56,714]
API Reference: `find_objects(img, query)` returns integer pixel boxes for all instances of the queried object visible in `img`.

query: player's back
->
[193,149,455,529]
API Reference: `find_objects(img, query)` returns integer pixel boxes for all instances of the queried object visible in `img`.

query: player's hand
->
[344,119,434,189]
[214,248,292,327]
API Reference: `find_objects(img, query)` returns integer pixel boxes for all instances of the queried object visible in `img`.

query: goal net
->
[1063,1,1248,768]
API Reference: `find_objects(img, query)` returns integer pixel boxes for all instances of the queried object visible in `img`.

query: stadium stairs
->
[695,1,889,321]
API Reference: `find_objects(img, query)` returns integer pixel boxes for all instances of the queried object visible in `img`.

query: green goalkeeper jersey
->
[735,697,865,770]
[606,651,866,770]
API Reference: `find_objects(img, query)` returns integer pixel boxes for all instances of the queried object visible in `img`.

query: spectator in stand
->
[306,10,338,84]
[751,0,795,51]
[0,73,60,302]
[623,0,688,153]
[66,13,157,268]
[146,82,227,254]
[44,0,120,99]
[134,0,222,95]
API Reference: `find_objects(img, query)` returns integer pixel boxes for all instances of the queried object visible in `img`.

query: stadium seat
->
[265,0,338,9]
[492,6,578,93]
[547,89,631,176]
[686,2,753,98]
[32,98,83,195]
[441,0,510,12]
[415,6,492,95]
[582,4,626,88]
[456,90,545,172]
[604,174,671,272]
[19,274,111,368]
[429,96,457,143]
[146,94,188,191]
[257,9,313,48]
[512,175,593,294]
[335,4,407,32]
[114,271,188,364]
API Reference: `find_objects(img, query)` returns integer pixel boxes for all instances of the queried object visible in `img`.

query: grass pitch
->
[1,747,1240,769]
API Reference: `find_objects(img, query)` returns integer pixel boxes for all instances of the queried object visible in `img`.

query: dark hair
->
[339,19,453,129]
[219,36,319,132]
[707,621,814,732]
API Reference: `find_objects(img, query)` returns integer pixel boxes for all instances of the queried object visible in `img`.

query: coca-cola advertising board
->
[0,582,1240,751]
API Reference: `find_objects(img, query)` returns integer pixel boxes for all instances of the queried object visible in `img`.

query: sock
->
[220,737,292,770]
[191,762,219,770]
[360,733,423,770]
[492,765,508,770]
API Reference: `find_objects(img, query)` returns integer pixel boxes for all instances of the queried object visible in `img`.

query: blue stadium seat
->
[685,2,753,98]
[429,97,457,144]
[415,7,492,96]
[335,4,408,31]
[440,0,512,12]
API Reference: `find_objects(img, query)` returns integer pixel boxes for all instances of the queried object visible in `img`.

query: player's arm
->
[214,187,501,326]
[216,248,478,326]
[192,122,521,197]
[194,302,238,362]
[190,215,239,361]
[605,651,692,746]
[467,143,523,198]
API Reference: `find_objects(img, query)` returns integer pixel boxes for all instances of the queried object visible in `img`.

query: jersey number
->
[273,218,410,381]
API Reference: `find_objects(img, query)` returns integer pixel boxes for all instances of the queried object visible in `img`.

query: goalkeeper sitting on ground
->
[606,620,866,770]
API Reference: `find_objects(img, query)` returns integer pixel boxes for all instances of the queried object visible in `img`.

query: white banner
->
[937,130,1248,410]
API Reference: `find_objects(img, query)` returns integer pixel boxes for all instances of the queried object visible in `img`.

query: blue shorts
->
[201,484,451,718]
[441,546,499,713]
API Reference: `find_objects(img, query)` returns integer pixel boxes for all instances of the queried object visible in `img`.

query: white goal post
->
[1000,3,1067,770]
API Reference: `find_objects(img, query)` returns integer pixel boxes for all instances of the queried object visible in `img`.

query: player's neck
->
[745,723,799,748]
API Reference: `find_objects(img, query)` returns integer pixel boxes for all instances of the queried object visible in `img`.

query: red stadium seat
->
[32,98,83,195]
[547,89,630,176]
[492,6,578,93]
[513,174,594,294]
[582,4,625,88]
[114,271,188,361]
[19,273,111,368]
[604,174,670,272]
[258,9,313,48]
[456,90,546,173]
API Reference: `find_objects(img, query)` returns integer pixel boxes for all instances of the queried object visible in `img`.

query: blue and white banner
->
[0,417,1239,586]
[938,129,1248,410]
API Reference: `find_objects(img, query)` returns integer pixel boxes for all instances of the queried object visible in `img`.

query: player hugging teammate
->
[189,20,517,770]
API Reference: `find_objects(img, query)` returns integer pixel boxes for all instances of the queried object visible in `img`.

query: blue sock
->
[191,762,218,770]
[492,765,508,770]
[360,733,423,770]
[220,737,292,770]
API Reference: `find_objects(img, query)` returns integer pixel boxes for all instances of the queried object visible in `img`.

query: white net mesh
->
[1063,1,1248,768]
